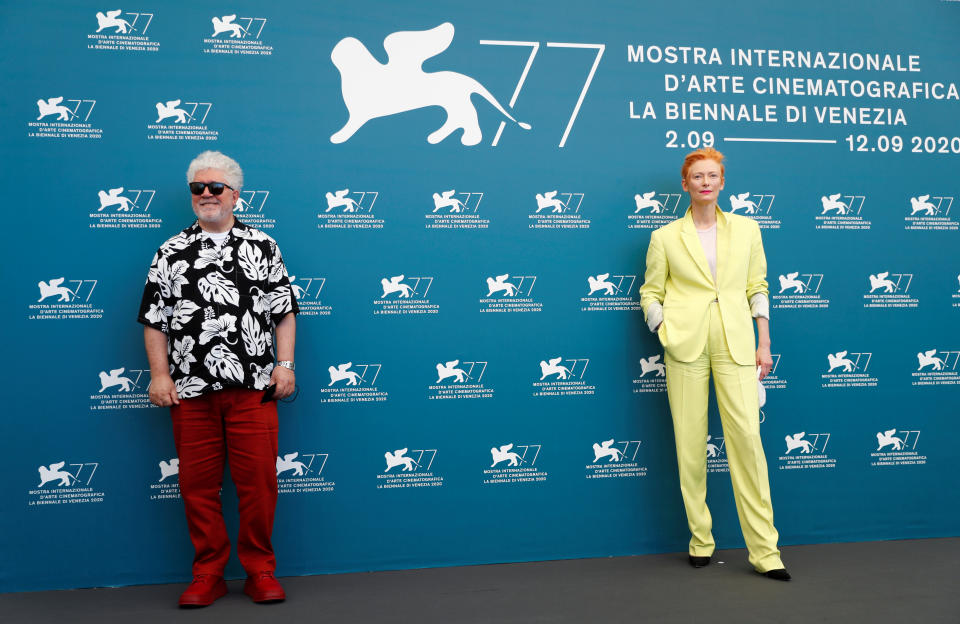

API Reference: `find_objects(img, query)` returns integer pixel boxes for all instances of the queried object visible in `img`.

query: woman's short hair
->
[681,147,725,180]
[186,151,244,190]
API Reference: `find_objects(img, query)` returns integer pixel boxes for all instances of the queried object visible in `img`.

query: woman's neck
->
[690,202,717,229]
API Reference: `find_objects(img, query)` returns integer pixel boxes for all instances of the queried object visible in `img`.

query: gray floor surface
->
[2,537,957,624]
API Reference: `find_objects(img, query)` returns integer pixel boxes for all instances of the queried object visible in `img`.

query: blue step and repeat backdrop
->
[2,0,959,592]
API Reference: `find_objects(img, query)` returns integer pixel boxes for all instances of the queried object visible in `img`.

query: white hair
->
[186,151,244,190]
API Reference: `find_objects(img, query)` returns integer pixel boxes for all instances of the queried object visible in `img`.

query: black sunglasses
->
[189,181,234,196]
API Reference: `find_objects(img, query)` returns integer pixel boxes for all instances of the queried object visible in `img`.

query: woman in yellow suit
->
[639,148,790,581]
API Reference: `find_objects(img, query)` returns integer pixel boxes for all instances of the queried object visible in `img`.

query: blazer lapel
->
[679,208,715,286]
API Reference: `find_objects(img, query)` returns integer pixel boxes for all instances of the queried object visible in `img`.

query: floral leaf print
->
[250,362,274,388]
[139,221,299,401]
[145,252,161,283]
[160,232,191,254]
[165,259,190,297]
[269,262,284,283]
[268,287,293,317]
[150,257,190,298]
[172,336,197,375]
[268,244,286,283]
[232,226,268,242]
[197,272,239,306]
[248,286,269,314]
[238,241,269,281]
[175,376,207,398]
[204,344,244,382]
[144,294,169,324]
[241,310,267,356]
[170,299,200,331]
[193,245,233,270]
[198,313,237,345]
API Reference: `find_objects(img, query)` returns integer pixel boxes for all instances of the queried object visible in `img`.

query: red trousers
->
[170,388,278,576]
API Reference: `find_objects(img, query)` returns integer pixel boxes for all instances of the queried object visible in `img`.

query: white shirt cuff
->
[646,302,663,332]
[750,293,770,320]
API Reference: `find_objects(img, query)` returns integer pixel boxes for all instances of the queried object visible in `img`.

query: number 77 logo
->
[478,40,604,147]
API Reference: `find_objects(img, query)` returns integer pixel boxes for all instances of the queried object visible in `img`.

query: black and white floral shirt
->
[137,220,299,399]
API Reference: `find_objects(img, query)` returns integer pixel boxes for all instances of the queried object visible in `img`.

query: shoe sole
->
[243,581,286,603]
[756,570,792,581]
[244,590,286,603]
[179,583,227,607]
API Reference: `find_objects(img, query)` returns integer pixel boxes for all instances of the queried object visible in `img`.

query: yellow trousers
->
[664,303,783,572]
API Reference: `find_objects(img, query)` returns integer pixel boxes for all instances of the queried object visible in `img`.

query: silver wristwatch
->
[277,360,295,371]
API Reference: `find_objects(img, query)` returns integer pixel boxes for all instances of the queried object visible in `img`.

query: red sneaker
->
[243,571,286,603]
[178,574,227,608]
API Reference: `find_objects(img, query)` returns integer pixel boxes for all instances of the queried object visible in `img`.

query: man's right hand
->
[149,374,180,407]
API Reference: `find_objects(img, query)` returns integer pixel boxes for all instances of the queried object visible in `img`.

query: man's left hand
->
[270,365,295,400]
[756,345,773,381]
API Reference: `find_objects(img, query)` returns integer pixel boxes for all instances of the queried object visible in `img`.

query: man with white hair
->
[138,151,298,607]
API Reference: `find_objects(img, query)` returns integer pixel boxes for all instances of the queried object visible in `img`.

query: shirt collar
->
[184,219,249,241]
[682,204,728,232]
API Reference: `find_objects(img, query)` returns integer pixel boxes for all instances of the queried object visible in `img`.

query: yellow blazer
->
[639,206,768,365]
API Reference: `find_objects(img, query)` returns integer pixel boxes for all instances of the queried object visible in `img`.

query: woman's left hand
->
[756,345,773,381]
